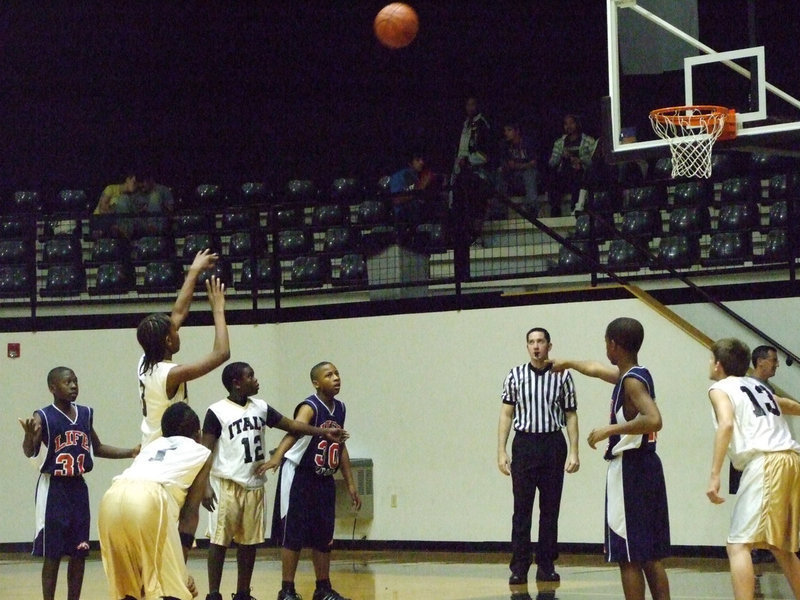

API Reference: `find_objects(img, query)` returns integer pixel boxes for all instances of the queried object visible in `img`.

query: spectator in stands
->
[389,151,436,242]
[451,96,492,247]
[546,114,596,216]
[113,174,175,238]
[93,174,138,216]
[496,121,539,216]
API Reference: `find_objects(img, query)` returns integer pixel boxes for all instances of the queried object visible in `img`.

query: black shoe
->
[312,589,350,600]
[233,592,257,600]
[509,572,528,585]
[535,567,560,582]
[277,591,303,600]
[206,594,223,600]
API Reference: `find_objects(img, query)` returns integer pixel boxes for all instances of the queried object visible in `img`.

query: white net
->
[649,106,727,179]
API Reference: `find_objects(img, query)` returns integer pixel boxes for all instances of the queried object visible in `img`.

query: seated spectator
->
[93,174,138,215]
[390,151,444,244]
[546,114,596,216]
[496,121,539,215]
[112,175,175,239]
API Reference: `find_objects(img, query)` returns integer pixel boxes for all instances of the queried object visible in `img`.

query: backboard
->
[605,0,800,162]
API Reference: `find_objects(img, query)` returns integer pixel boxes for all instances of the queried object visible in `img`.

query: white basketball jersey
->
[138,356,188,447]
[208,397,273,489]
[710,375,800,470]
[114,435,210,507]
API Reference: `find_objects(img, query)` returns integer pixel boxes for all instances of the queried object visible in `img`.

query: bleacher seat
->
[551,241,594,274]
[42,236,83,265]
[181,233,219,260]
[92,262,135,295]
[238,182,270,205]
[716,201,760,232]
[194,184,223,206]
[133,236,175,263]
[284,179,318,203]
[709,152,742,182]
[53,189,91,214]
[238,258,275,290]
[767,172,800,203]
[173,213,215,235]
[656,235,700,269]
[335,253,368,286]
[277,228,313,257]
[0,216,32,240]
[651,157,673,181]
[758,229,790,263]
[0,264,33,297]
[313,204,348,228]
[330,178,363,204]
[323,226,360,256]
[285,255,329,288]
[750,152,796,177]
[196,260,232,287]
[91,237,130,264]
[139,261,182,293]
[274,204,306,228]
[673,180,712,207]
[571,213,614,241]
[704,232,753,266]
[227,231,267,259]
[768,201,789,229]
[586,189,619,214]
[623,185,667,210]
[0,239,33,265]
[221,210,257,232]
[361,225,397,255]
[720,175,761,205]
[620,209,662,239]
[42,264,86,296]
[668,206,710,235]
[11,191,42,214]
[607,239,648,270]
[357,199,391,226]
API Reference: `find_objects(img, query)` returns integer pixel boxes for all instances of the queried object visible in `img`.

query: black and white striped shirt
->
[502,363,577,433]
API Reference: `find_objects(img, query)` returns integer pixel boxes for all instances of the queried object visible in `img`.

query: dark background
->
[0,1,796,199]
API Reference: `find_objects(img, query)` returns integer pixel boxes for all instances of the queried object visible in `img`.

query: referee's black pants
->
[509,430,567,575]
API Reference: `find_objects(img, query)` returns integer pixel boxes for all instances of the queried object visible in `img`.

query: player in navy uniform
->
[264,361,361,600]
[549,318,671,600]
[18,366,139,600]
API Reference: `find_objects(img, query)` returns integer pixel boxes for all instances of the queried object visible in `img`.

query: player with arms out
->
[549,317,671,600]
[264,361,361,600]
[19,366,139,600]
[201,361,349,600]
[706,338,800,600]
[136,249,230,447]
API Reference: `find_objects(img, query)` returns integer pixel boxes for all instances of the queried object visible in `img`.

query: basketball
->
[374,3,419,49]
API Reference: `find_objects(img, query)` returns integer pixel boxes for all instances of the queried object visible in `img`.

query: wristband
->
[179,532,195,548]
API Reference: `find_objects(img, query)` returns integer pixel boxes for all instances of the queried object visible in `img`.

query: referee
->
[497,327,579,585]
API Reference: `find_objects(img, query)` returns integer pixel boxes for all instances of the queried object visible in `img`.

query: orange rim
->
[649,105,729,127]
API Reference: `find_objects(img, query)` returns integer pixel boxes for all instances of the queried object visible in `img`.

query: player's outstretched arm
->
[254,404,312,476]
[548,358,619,384]
[777,395,800,416]
[166,276,230,396]
[91,428,140,459]
[274,415,349,443]
[170,249,218,330]
[707,388,734,504]
[19,413,43,457]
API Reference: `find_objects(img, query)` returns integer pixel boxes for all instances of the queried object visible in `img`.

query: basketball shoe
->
[276,590,302,600]
[312,589,350,600]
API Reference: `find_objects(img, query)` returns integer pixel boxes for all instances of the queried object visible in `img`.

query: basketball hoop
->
[649,106,736,179]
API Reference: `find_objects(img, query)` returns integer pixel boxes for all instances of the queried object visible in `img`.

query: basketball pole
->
[616,1,800,112]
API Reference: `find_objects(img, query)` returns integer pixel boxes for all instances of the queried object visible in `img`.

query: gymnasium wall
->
[2,294,799,549]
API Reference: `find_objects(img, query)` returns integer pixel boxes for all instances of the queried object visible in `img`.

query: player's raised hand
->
[189,249,218,273]
[205,276,226,310]
[18,417,40,438]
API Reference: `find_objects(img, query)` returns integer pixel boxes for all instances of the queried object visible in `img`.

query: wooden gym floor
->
[0,548,795,599]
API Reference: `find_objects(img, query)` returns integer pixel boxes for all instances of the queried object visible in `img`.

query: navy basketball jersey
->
[35,403,95,476]
[284,394,346,477]
[604,366,657,460]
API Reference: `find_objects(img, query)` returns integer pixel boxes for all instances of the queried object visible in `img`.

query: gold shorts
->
[207,477,265,546]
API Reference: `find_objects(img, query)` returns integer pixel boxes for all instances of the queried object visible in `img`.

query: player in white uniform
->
[706,338,800,600]
[201,362,349,600]
[135,251,230,447]
[99,402,212,600]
